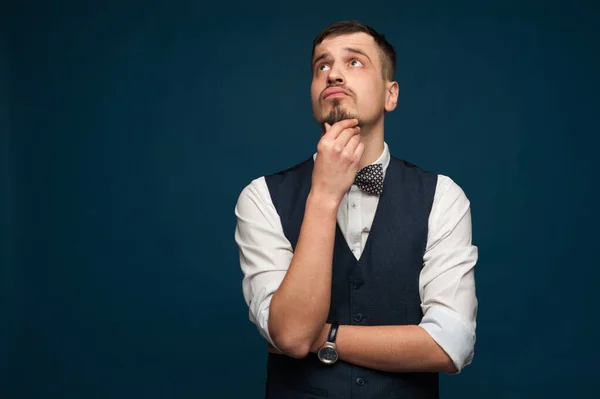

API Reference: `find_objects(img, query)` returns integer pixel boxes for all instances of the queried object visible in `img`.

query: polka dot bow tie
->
[353,163,384,196]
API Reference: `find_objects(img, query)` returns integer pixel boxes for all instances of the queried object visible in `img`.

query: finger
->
[343,134,362,156]
[353,142,365,163]
[323,118,359,139]
[324,122,331,131]
[334,126,361,147]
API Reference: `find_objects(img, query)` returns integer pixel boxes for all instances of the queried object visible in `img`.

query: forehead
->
[313,32,378,58]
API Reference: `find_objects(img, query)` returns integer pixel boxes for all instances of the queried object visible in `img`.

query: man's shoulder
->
[264,156,315,178]
[261,156,315,193]
[388,156,466,197]
[390,155,456,178]
[236,156,314,204]
[389,155,439,181]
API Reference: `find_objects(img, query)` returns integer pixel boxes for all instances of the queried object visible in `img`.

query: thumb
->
[324,122,331,131]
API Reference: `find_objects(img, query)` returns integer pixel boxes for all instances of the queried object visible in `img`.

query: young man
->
[234,20,478,398]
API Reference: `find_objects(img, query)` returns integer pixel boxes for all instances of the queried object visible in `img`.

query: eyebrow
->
[312,47,373,68]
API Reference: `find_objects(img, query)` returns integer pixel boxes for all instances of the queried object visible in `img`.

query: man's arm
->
[236,119,364,358]
[236,181,340,359]
[267,191,338,357]
[271,176,478,373]
[235,179,337,359]
[270,322,456,373]
[307,324,456,373]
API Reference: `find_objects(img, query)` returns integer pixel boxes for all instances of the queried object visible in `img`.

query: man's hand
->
[311,119,364,204]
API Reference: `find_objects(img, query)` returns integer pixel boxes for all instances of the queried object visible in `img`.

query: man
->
[234,20,478,399]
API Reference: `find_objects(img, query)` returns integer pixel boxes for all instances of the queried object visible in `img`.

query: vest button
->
[356,377,365,386]
[353,313,364,323]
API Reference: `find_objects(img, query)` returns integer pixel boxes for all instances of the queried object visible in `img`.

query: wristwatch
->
[317,323,339,365]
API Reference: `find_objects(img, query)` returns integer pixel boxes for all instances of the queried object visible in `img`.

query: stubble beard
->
[322,99,359,127]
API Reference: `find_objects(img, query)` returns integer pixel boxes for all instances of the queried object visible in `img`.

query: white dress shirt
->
[234,142,478,372]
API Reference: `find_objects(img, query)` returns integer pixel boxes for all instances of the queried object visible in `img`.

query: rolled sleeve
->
[420,304,476,372]
[419,175,478,372]
[234,177,293,349]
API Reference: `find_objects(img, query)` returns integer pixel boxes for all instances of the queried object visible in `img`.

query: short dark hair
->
[311,20,396,81]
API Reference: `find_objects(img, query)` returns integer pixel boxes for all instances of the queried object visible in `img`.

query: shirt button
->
[353,313,364,323]
[356,377,365,386]
[351,203,357,209]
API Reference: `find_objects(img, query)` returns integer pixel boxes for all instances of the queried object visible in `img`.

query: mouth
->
[325,92,348,99]
[322,87,349,100]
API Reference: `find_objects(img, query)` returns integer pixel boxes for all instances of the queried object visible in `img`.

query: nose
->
[326,63,345,86]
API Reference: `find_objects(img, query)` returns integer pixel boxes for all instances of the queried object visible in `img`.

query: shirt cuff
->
[419,306,476,373]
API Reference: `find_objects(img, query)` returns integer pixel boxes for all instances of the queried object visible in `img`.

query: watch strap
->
[327,323,339,343]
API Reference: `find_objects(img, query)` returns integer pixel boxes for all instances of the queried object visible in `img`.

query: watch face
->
[318,346,338,364]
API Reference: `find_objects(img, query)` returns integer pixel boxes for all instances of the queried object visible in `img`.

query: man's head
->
[310,21,399,130]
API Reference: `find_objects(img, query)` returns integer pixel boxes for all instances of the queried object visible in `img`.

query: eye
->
[349,59,363,67]
[317,63,330,72]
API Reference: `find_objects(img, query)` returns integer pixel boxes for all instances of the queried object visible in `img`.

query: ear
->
[384,81,399,112]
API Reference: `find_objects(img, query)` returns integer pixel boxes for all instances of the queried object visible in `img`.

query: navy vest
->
[263,155,439,399]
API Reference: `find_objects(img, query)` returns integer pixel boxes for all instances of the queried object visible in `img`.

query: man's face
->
[310,32,396,129]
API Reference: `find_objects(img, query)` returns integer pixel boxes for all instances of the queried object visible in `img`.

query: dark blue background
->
[2,0,598,397]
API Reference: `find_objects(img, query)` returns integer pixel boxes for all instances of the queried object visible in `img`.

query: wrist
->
[306,190,341,215]
[310,323,331,353]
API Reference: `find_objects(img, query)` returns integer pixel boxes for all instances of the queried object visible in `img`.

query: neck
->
[358,118,385,169]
